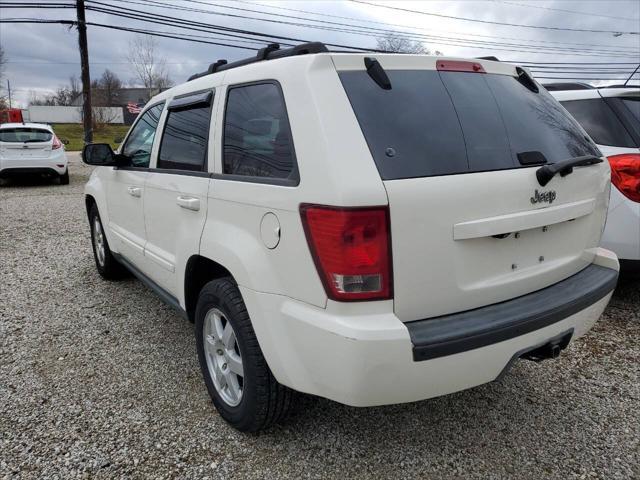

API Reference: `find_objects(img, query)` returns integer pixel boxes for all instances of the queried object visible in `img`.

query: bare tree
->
[69,75,81,103]
[376,34,442,55]
[54,86,73,106]
[100,69,122,105]
[127,34,174,94]
[28,90,56,106]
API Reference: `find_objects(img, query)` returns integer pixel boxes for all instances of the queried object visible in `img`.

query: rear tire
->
[195,278,293,432]
[59,170,69,185]
[89,204,128,280]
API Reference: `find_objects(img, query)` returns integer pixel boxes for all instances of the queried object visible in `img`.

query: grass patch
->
[52,123,130,151]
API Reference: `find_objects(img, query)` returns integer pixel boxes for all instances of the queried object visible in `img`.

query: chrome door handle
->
[176,196,200,211]
[127,186,142,198]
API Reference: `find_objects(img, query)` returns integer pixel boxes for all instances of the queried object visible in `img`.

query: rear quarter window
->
[560,98,636,148]
[339,70,600,180]
[223,82,298,183]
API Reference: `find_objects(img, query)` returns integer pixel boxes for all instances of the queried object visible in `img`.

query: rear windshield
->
[560,98,636,148]
[0,128,53,143]
[339,70,600,180]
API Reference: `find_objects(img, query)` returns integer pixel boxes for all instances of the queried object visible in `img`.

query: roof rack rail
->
[600,84,640,89]
[188,42,329,81]
[476,56,499,62]
[542,82,594,91]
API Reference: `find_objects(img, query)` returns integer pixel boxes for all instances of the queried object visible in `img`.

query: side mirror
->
[82,143,124,166]
[114,136,124,144]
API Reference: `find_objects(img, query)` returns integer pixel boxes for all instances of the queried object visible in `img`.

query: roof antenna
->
[364,57,391,90]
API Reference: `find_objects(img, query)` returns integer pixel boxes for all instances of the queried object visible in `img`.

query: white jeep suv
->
[548,85,639,271]
[83,43,619,431]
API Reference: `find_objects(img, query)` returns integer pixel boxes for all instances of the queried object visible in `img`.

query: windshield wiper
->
[536,155,603,187]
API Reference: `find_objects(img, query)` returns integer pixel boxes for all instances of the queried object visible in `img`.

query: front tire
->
[89,204,127,280]
[195,278,293,432]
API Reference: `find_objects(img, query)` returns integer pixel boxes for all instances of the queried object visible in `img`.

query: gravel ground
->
[1,153,639,479]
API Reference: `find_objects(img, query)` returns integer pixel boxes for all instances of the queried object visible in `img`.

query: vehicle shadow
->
[0,175,62,188]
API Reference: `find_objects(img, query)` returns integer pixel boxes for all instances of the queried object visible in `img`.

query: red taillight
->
[436,60,485,73]
[52,135,63,150]
[608,154,640,203]
[300,204,393,301]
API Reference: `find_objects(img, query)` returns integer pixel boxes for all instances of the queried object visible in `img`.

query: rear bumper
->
[0,152,68,177]
[407,262,618,362]
[242,248,618,407]
[0,166,64,178]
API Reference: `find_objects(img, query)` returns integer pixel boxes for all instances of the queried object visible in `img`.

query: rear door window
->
[560,98,636,148]
[158,95,212,172]
[0,128,52,143]
[339,70,600,180]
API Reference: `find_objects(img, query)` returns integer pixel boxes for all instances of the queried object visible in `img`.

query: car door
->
[106,102,165,266]
[142,90,214,296]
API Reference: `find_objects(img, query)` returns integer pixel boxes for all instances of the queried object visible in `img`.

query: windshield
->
[0,128,53,143]
[339,70,600,180]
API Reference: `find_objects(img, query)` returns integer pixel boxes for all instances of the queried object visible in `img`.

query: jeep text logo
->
[530,189,556,205]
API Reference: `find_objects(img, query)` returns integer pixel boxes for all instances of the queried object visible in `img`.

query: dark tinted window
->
[223,83,297,182]
[621,97,640,123]
[158,102,212,171]
[339,70,600,180]
[560,98,635,148]
[617,97,640,138]
[486,75,600,160]
[0,128,52,143]
[339,70,467,178]
[122,103,164,167]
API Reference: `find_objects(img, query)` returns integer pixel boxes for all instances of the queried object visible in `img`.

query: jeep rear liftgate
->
[340,64,609,321]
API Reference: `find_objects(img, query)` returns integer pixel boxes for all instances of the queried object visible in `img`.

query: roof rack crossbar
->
[187,41,329,82]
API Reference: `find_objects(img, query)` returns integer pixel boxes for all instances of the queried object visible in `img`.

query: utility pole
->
[76,0,92,143]
[7,80,11,109]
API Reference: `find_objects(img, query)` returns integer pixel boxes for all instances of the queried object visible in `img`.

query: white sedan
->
[0,123,69,185]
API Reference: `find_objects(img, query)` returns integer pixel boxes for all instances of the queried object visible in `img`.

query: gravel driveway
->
[1,153,638,479]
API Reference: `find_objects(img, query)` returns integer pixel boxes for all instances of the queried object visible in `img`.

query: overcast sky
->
[1,0,639,107]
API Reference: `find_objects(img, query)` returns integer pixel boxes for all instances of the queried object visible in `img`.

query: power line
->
[348,0,640,35]
[83,0,640,58]
[84,0,383,52]
[498,0,640,23]
[234,0,640,51]
[123,0,640,57]
[6,1,640,58]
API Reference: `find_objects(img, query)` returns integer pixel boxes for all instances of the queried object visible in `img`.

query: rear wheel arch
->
[184,255,235,322]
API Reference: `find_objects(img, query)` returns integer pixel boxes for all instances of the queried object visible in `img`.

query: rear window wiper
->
[536,155,603,187]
